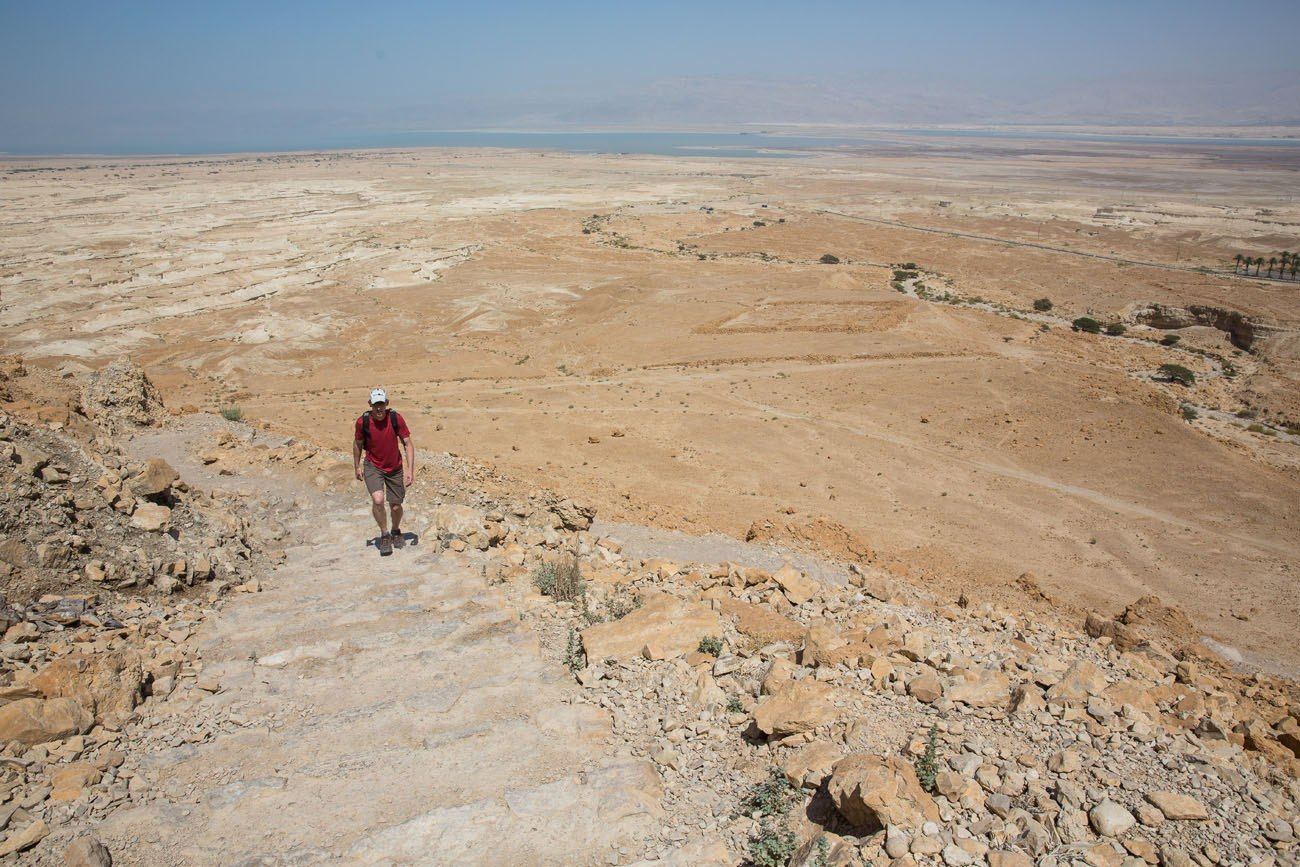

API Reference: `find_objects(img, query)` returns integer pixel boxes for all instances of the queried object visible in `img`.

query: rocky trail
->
[88,496,662,866]
[2,357,1298,867]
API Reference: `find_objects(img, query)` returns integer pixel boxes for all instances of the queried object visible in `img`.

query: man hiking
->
[353,388,414,556]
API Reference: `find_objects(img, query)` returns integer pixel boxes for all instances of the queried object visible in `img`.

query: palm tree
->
[1281,252,1290,279]
[1254,257,1263,276]
[1233,254,1244,273]
[1268,257,1277,278]
[1291,256,1299,281]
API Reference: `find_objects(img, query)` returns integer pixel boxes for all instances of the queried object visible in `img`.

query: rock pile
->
[474,508,1300,866]
[0,358,272,859]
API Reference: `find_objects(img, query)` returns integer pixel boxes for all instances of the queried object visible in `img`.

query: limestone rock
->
[781,740,842,787]
[719,598,803,645]
[0,820,49,856]
[50,762,104,802]
[0,697,94,746]
[987,851,1033,867]
[772,562,818,605]
[1144,791,1208,821]
[1048,659,1108,704]
[946,668,1011,708]
[552,498,595,531]
[753,678,837,737]
[130,502,172,532]
[580,591,722,662]
[63,835,113,867]
[827,754,940,831]
[26,650,145,727]
[83,356,164,432]
[129,458,179,499]
[1089,800,1136,837]
[907,672,943,704]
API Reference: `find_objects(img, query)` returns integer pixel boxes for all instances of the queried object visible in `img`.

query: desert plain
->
[2,130,1298,676]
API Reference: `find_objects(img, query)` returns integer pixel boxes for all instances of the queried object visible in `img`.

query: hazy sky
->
[3,0,1298,153]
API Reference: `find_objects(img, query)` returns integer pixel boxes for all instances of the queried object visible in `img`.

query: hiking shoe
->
[378,534,393,556]
[391,530,406,550]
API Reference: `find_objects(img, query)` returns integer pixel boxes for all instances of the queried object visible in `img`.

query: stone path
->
[96,501,662,866]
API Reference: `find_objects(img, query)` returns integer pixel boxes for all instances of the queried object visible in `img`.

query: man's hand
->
[404,467,414,487]
[355,466,364,482]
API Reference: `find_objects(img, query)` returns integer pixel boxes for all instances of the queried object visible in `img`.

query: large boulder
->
[25,650,145,727]
[0,697,93,746]
[581,592,722,661]
[128,458,179,499]
[827,754,940,831]
[753,678,837,737]
[772,563,818,605]
[129,502,172,532]
[82,356,164,433]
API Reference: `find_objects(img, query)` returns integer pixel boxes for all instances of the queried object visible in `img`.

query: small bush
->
[532,558,586,604]
[1156,363,1196,386]
[220,406,243,422]
[1247,423,1267,433]
[563,628,584,672]
[1181,404,1199,421]
[1105,322,1127,336]
[749,822,798,867]
[915,725,939,793]
[893,268,918,281]
[1033,298,1053,312]
[743,766,796,817]
[725,695,744,714]
[698,635,723,656]
[1160,334,1181,346]
[818,253,840,264]
[1072,317,1102,334]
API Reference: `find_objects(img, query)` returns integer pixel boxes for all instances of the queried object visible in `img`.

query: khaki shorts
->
[363,462,406,505]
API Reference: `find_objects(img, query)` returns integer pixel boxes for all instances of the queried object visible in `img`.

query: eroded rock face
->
[719,598,803,646]
[82,356,165,433]
[827,754,941,832]
[580,592,722,662]
[129,458,179,500]
[946,668,1011,708]
[1047,659,1108,704]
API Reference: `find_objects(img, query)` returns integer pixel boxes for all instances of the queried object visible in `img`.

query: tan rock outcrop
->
[827,754,941,831]
[581,592,722,662]
[0,697,93,746]
[753,678,837,736]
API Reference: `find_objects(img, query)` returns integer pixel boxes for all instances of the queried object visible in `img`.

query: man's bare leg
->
[389,503,403,535]
[371,490,389,536]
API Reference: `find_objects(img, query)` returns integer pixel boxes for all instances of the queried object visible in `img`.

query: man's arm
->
[353,439,364,480]
[401,436,414,486]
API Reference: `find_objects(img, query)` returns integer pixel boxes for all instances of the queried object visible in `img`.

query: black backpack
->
[359,409,403,451]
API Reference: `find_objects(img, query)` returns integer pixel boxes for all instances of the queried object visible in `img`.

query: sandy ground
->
[2,134,1297,675]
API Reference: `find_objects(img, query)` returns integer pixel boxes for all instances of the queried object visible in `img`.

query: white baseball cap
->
[369,388,388,406]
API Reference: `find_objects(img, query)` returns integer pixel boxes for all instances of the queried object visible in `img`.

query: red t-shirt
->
[355,411,410,473]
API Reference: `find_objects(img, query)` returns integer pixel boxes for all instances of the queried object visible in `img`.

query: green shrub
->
[1072,317,1102,334]
[1105,322,1127,336]
[743,766,795,817]
[1247,423,1267,433]
[1033,298,1053,312]
[1157,363,1196,386]
[1181,404,1199,421]
[697,635,723,656]
[563,628,584,672]
[725,695,744,714]
[532,558,586,604]
[220,406,243,422]
[893,268,918,281]
[915,725,939,793]
[1160,334,1181,346]
[818,253,840,264]
[749,822,798,867]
